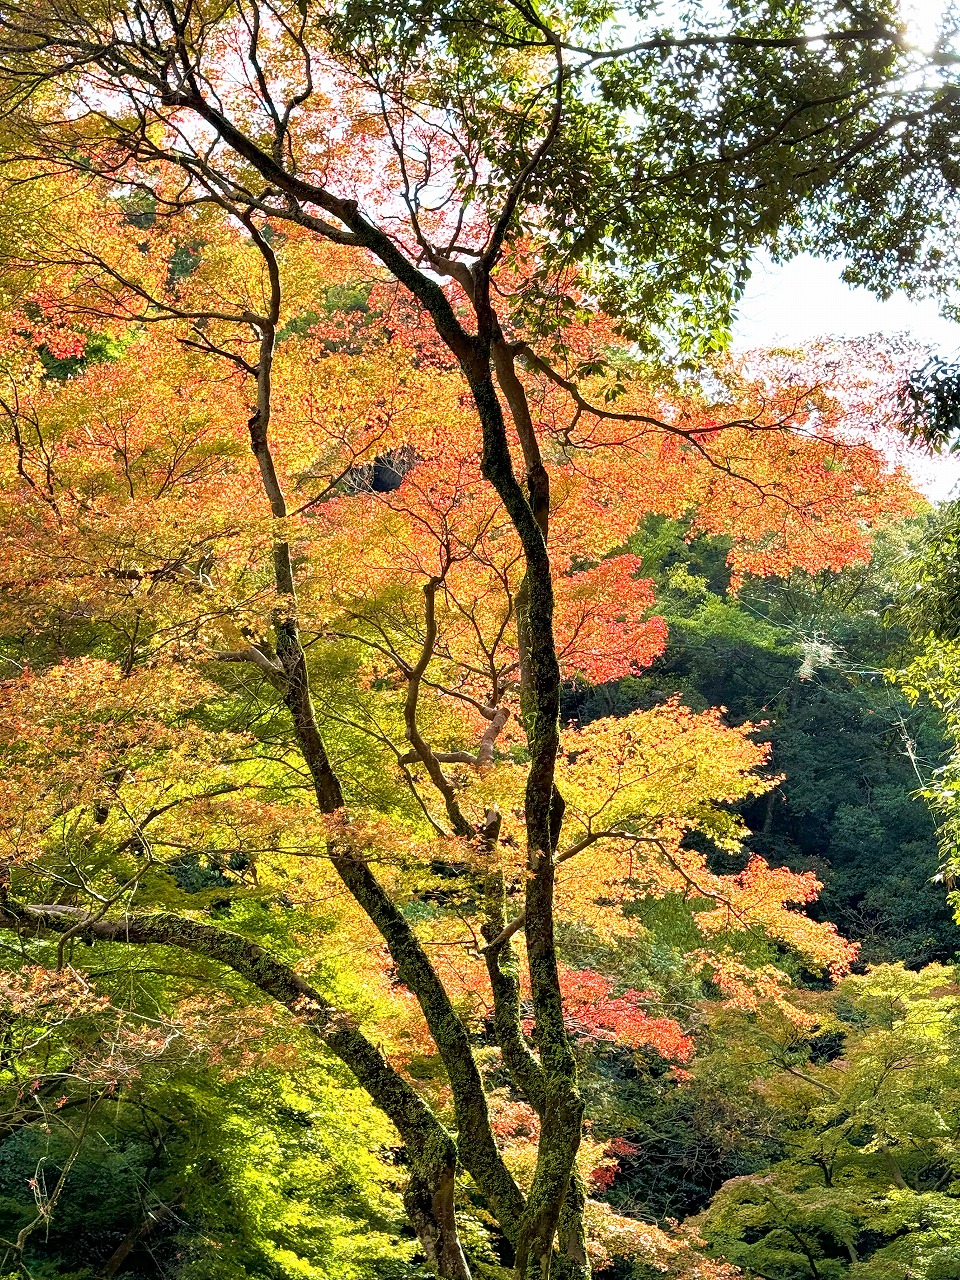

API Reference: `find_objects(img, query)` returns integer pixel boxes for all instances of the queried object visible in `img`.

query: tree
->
[695,963,960,1280]
[774,3,960,322]
[566,516,959,966]
[0,1018,422,1279]
[0,2,926,1274]
[0,0,917,353]
[0,178,917,1276]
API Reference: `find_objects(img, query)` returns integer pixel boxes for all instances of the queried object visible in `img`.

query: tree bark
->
[99,1200,180,1279]
[465,341,586,1276]
[231,225,527,1254]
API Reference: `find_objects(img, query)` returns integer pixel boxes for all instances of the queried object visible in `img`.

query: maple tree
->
[0,2,927,1275]
[694,963,960,1280]
[589,515,960,968]
[0,187,918,1278]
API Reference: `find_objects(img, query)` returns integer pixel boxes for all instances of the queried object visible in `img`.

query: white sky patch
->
[732,256,960,500]
[904,0,949,52]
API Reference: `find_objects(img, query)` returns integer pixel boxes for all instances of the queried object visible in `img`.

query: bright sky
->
[735,254,960,354]
[732,256,960,501]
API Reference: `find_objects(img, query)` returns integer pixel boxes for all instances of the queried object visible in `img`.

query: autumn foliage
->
[0,22,922,1275]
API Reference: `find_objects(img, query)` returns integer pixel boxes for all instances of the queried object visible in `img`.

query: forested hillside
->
[567,518,959,968]
[1,1,960,1279]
